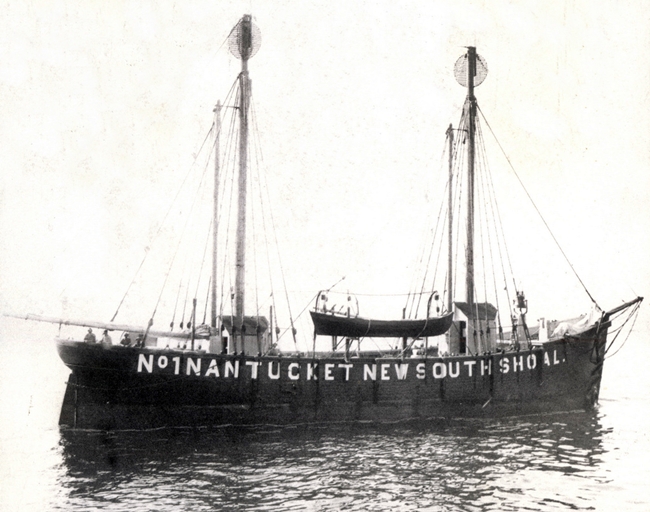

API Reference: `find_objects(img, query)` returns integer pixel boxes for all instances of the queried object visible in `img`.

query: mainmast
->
[453,47,487,312]
[465,47,477,309]
[228,15,260,347]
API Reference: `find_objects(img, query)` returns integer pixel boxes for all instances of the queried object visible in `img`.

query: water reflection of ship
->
[58,412,606,491]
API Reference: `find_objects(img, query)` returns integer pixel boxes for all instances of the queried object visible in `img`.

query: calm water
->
[1,322,649,511]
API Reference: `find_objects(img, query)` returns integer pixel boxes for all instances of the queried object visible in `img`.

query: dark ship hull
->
[57,319,611,430]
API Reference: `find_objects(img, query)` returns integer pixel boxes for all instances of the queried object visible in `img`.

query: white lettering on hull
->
[225,360,239,378]
[433,362,446,379]
[464,361,476,377]
[394,364,409,380]
[134,348,567,382]
[339,363,353,381]
[363,364,376,381]
[186,358,201,376]
[137,354,153,373]
[268,361,280,380]
[205,359,220,377]
[527,354,537,370]
[288,362,300,380]
[245,361,259,379]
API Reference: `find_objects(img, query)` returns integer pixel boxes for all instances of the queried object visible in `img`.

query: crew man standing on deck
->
[101,329,112,349]
[84,328,96,343]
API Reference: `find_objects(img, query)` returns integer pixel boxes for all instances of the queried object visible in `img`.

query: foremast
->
[229,15,259,350]
[235,23,250,348]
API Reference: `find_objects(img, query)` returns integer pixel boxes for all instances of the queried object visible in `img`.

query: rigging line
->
[477,105,600,310]
[202,80,239,324]
[202,276,211,325]
[248,97,298,349]
[271,300,280,346]
[213,77,241,239]
[428,205,448,317]
[603,302,641,359]
[150,128,216,323]
[212,78,243,184]
[180,278,190,326]
[445,126,464,299]
[170,279,183,330]
[247,125,261,333]
[206,24,238,65]
[476,115,516,306]
[111,77,239,325]
[193,212,214,301]
[217,160,236,314]
[190,146,217,306]
[411,132,453,316]
[250,98,280,336]
[607,300,641,335]
[477,108,518,304]
[406,197,434,315]
[251,101,288,350]
[248,95,276,333]
[276,292,319,343]
[412,120,466,318]
[214,82,245,191]
[182,140,215,318]
[470,278,482,350]
[475,125,503,329]
[453,110,468,307]
[477,120,514,322]
[609,303,641,324]
[406,132,452,315]
[603,312,637,338]
[110,122,216,322]
[475,120,500,324]
[175,232,196,327]
[248,99,276,296]
[407,137,448,305]
[475,154,489,330]
[445,108,467,307]
[413,180,448,318]
[217,89,241,314]
[250,292,274,316]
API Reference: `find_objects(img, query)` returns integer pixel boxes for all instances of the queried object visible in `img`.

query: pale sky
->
[1,0,649,347]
